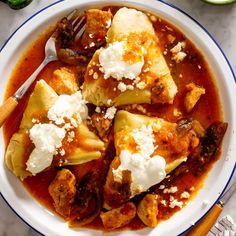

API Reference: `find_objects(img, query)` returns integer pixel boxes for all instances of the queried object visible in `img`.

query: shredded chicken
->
[184,83,205,112]
[48,169,76,218]
[100,202,136,230]
[137,194,158,227]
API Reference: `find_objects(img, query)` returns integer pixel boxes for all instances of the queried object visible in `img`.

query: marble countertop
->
[0,0,235,235]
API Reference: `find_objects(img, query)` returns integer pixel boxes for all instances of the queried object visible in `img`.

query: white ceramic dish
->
[0,0,235,235]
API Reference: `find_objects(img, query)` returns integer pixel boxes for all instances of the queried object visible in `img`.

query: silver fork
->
[0,10,86,127]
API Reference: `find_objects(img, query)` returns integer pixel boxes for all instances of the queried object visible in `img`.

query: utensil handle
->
[0,96,18,127]
[187,203,223,236]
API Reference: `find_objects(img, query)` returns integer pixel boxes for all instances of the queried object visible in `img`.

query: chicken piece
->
[137,194,158,228]
[81,9,112,49]
[48,67,79,95]
[90,112,113,139]
[184,83,205,113]
[100,202,136,230]
[48,169,76,218]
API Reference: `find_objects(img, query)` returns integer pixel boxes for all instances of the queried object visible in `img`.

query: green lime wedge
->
[0,0,33,9]
[202,0,236,5]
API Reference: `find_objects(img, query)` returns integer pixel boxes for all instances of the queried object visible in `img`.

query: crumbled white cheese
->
[150,15,157,22]
[106,19,112,28]
[93,72,98,80]
[47,91,88,127]
[113,125,166,196]
[104,106,117,120]
[112,168,123,182]
[202,200,209,207]
[152,120,163,132]
[173,51,187,63]
[169,199,183,208]
[63,123,73,131]
[180,191,190,199]
[136,81,146,90]
[107,99,113,106]
[67,131,75,143]
[170,41,187,63]
[190,186,195,191]
[143,67,150,73]
[32,118,38,123]
[160,200,167,206]
[159,185,165,190]
[127,85,134,90]
[117,82,127,92]
[171,42,186,54]
[99,41,144,80]
[170,195,175,202]
[29,124,65,153]
[26,124,66,175]
[163,186,178,194]
[134,77,141,83]
[89,42,95,48]
[59,149,65,156]
[131,125,155,157]
[89,33,93,38]
[135,104,146,114]
[89,69,94,76]
[95,106,101,113]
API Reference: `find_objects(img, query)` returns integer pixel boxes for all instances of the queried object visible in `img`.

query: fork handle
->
[0,96,18,127]
[187,203,223,236]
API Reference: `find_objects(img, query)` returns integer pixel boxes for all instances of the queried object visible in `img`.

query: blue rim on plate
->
[0,0,235,235]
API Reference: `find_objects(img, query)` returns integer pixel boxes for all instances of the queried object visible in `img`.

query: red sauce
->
[3,7,222,232]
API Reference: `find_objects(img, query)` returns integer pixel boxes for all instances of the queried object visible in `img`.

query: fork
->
[0,10,86,127]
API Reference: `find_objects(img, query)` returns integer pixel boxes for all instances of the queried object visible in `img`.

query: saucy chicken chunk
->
[184,83,205,113]
[100,202,136,230]
[48,169,76,218]
[137,194,158,227]
[48,67,79,95]
[90,112,113,139]
[81,9,112,49]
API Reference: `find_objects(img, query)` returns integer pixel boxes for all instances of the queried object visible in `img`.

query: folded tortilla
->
[82,7,177,106]
[104,111,191,209]
[5,80,104,180]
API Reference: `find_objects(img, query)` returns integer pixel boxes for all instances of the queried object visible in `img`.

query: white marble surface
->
[0,0,235,235]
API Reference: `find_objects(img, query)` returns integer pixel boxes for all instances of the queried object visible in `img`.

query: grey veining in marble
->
[0,0,235,235]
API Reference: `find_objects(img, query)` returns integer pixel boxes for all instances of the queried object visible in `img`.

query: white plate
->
[0,0,235,235]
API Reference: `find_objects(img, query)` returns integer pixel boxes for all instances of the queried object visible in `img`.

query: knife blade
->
[218,182,236,207]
